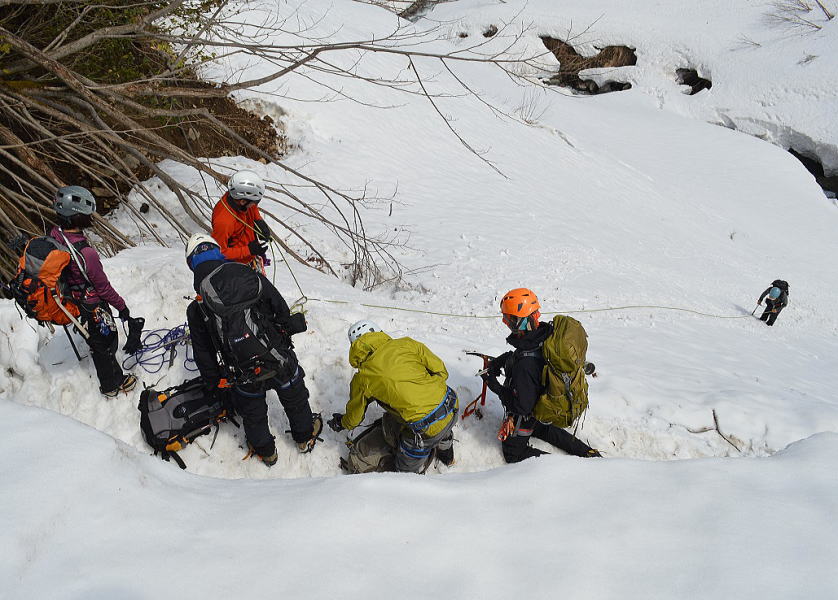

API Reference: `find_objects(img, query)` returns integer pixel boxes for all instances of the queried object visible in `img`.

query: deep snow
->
[2,0,837,597]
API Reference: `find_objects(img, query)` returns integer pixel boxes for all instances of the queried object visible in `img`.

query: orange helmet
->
[500,288,541,331]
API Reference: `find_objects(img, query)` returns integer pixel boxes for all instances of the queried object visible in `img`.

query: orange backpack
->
[9,236,87,327]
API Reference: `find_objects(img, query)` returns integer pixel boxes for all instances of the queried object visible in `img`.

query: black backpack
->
[771,280,789,294]
[198,263,296,384]
[138,378,233,469]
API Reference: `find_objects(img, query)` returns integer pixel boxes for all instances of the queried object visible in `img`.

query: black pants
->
[79,304,124,393]
[502,417,596,463]
[234,366,313,457]
[759,300,783,326]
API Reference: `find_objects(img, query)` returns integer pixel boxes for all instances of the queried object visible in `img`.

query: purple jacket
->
[49,227,127,312]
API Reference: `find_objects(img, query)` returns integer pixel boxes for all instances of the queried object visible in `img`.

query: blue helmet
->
[768,287,781,300]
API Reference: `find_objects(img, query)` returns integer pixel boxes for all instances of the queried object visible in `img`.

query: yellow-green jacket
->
[341,331,454,437]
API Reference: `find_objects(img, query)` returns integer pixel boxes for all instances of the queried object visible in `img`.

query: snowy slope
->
[2,0,838,596]
[3,400,837,599]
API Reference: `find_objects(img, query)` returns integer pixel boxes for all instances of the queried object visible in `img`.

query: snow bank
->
[2,399,836,599]
[3,0,838,595]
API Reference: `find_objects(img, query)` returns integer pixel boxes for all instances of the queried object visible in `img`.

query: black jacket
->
[485,322,553,417]
[186,259,293,387]
[758,286,788,309]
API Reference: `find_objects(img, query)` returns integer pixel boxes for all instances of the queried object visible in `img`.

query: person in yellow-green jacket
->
[327,320,458,473]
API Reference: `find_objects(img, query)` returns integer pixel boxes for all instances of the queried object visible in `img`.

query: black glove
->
[122,316,145,355]
[482,372,506,397]
[248,239,267,257]
[487,351,511,377]
[584,362,596,376]
[209,385,234,416]
[286,312,307,335]
[118,307,131,321]
[254,219,273,243]
[327,413,345,432]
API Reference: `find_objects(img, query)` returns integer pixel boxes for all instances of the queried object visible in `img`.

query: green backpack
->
[533,315,589,429]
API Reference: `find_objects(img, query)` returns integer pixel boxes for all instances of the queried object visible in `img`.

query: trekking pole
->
[62,325,86,362]
[751,303,760,316]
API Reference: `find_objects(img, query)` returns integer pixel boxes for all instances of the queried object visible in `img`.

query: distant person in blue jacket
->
[758,280,789,326]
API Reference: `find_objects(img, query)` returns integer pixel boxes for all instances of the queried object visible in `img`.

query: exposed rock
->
[676,68,712,95]
[790,149,838,195]
[541,37,635,95]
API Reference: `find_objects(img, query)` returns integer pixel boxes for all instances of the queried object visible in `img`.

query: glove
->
[487,351,510,376]
[286,312,307,335]
[584,362,596,376]
[327,413,345,433]
[254,219,273,243]
[482,372,505,397]
[118,307,131,321]
[248,239,267,257]
[122,316,145,355]
[210,385,234,415]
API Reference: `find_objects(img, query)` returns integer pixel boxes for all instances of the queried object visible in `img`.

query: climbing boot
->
[260,451,278,467]
[297,413,323,454]
[102,373,137,398]
[436,445,455,467]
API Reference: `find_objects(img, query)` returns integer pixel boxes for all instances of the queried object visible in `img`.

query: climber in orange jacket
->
[211,169,273,267]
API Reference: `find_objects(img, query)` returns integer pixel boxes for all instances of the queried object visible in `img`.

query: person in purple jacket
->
[50,186,144,397]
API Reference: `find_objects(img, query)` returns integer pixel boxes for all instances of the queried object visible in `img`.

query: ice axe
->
[463,351,494,420]
[751,302,760,316]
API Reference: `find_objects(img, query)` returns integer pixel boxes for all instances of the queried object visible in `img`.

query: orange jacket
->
[211,193,262,264]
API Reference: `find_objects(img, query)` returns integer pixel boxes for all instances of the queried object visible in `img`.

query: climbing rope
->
[299,297,754,321]
[213,183,756,323]
[122,323,197,374]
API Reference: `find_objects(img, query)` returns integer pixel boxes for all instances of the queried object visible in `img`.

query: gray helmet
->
[54,186,96,218]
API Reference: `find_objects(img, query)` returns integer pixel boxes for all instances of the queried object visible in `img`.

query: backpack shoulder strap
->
[56,228,92,285]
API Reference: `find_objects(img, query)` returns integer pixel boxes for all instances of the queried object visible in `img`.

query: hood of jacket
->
[506,320,553,352]
[349,331,392,369]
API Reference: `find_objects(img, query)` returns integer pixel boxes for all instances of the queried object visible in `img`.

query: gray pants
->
[382,411,456,474]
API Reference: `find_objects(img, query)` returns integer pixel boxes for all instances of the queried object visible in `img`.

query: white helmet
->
[228,170,265,203]
[348,319,381,343]
[185,233,218,263]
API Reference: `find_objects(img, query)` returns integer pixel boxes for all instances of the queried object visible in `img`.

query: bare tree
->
[767,0,835,30]
[0,0,549,286]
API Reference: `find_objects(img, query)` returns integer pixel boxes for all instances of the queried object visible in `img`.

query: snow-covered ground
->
[2,0,837,596]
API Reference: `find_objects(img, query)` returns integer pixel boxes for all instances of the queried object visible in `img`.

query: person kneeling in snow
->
[185,234,321,467]
[51,186,144,397]
[327,320,457,473]
[482,288,600,463]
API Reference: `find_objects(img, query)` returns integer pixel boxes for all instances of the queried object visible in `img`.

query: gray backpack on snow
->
[339,419,395,474]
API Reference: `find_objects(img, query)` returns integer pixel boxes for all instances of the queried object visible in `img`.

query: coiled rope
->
[122,323,197,374]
